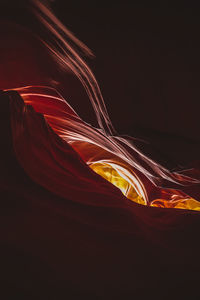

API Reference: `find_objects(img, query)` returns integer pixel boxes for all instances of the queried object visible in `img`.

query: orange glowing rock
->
[90,161,146,205]
[90,161,200,212]
[151,197,200,211]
